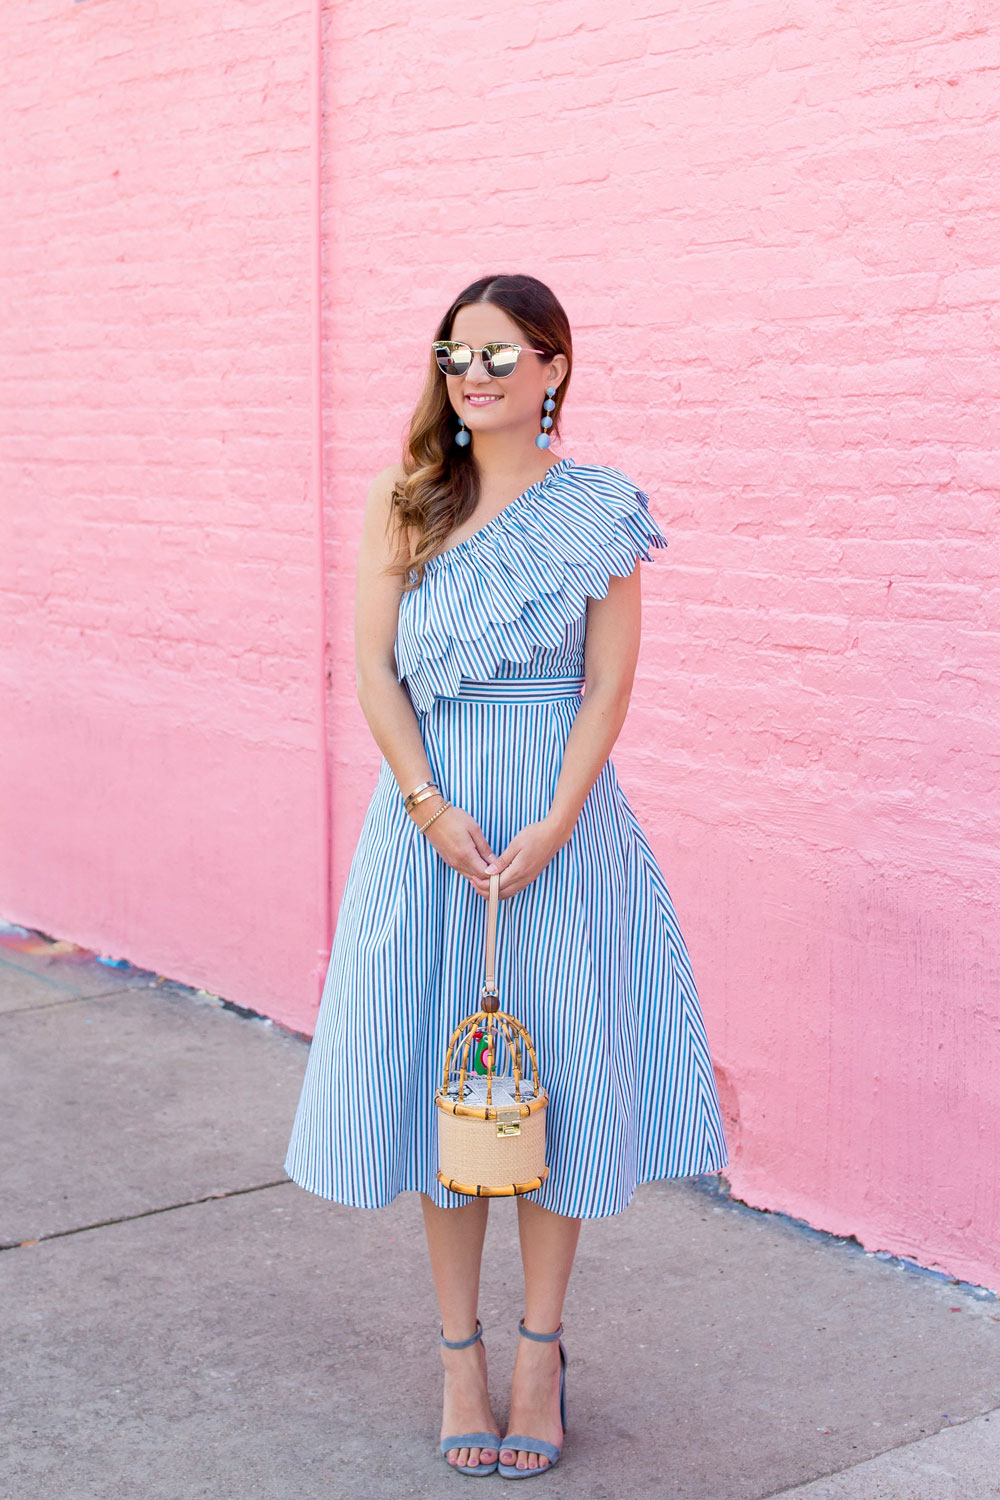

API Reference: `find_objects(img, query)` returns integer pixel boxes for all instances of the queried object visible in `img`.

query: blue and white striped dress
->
[283,456,729,1218]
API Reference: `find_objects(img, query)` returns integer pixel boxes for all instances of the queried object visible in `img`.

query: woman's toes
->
[519,1452,547,1470]
[449,1446,499,1469]
[499,1446,550,1470]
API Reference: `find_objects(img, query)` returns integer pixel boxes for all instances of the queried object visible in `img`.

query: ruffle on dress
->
[394,457,669,714]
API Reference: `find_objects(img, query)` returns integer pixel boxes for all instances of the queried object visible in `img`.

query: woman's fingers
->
[420,807,541,896]
[467,825,495,869]
[422,815,558,898]
[424,827,495,893]
[457,816,497,888]
[483,842,518,877]
[497,851,529,898]
[465,847,491,885]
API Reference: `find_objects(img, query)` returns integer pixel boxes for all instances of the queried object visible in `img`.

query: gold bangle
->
[406,785,442,813]
[418,800,451,833]
[403,778,437,809]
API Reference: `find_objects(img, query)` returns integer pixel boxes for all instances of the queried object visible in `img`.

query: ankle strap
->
[518,1317,563,1342]
[440,1318,483,1349]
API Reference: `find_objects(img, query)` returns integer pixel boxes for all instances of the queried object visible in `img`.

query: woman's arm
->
[355,466,497,890]
[484,565,642,898]
[354,465,437,798]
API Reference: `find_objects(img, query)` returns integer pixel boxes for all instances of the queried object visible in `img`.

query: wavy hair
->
[389,274,573,589]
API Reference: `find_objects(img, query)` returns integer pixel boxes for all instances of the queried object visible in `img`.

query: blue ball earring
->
[536,386,556,449]
[455,415,471,447]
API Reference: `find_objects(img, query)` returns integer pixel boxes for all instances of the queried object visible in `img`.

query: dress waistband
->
[440,675,585,704]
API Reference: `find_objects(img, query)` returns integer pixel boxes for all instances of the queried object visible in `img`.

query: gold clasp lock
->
[496,1109,521,1137]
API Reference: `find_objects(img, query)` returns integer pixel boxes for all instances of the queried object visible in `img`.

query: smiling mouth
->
[465,394,503,404]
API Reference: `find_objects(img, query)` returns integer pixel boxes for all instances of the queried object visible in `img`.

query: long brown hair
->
[390,274,573,588]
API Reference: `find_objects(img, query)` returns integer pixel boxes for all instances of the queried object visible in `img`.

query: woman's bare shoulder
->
[361,463,407,538]
[367,461,408,500]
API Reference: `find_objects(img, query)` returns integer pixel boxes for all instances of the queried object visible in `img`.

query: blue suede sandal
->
[439,1319,502,1477]
[498,1319,568,1480]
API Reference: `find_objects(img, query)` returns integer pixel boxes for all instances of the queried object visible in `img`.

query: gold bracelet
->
[403,778,437,810]
[418,800,451,833]
[406,785,442,813]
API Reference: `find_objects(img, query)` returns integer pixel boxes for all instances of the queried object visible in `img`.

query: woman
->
[283,272,729,1480]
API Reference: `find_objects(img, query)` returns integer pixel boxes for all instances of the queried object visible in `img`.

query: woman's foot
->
[500,1332,564,1472]
[440,1331,501,1471]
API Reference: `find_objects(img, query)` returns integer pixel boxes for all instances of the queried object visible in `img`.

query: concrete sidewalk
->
[2,918,998,1500]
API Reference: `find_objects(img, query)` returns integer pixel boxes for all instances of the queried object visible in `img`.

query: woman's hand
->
[481,814,572,899]
[410,796,496,892]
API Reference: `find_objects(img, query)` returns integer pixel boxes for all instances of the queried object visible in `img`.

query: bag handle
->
[481,871,500,1011]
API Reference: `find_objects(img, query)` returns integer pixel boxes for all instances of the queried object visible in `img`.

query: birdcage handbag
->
[435,872,549,1197]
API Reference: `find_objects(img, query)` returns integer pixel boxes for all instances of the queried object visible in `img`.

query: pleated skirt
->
[283,672,729,1218]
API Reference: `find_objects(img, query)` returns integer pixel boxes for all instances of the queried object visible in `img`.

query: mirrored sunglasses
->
[432,341,549,378]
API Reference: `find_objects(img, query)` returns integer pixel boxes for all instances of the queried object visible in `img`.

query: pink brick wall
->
[2,1,998,1288]
[0,1,330,1011]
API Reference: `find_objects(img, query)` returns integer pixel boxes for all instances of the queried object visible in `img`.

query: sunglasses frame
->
[432,341,550,378]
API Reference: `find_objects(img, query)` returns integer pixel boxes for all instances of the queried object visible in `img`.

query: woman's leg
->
[420,1192,500,1469]
[501,1198,583,1472]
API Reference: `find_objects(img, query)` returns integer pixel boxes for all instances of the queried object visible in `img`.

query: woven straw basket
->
[435,872,549,1197]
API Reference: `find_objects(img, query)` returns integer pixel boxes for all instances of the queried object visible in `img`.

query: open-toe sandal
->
[498,1319,567,1480]
[439,1319,501,1477]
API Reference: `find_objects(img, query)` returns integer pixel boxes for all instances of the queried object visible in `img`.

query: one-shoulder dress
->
[283,455,729,1218]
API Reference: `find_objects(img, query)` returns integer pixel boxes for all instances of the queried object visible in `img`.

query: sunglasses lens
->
[434,343,472,376]
[483,345,519,377]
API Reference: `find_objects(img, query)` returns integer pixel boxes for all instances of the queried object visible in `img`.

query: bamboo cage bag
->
[435,872,549,1197]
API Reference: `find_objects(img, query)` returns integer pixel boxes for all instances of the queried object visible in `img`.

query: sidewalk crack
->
[758,1402,1000,1498]
[1,1177,293,1251]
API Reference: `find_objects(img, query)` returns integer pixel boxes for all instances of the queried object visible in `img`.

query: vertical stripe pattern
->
[283,458,729,1218]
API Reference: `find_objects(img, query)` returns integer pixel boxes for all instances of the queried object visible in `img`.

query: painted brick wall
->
[2,0,998,1288]
[0,1,328,1014]
[321,2,1000,1290]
